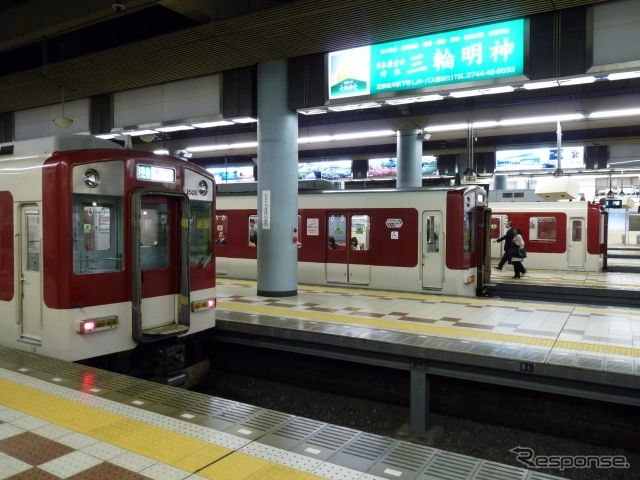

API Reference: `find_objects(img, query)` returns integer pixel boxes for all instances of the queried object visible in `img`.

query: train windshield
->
[72,195,123,274]
[190,200,213,265]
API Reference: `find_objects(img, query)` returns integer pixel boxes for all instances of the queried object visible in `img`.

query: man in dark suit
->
[496,220,514,270]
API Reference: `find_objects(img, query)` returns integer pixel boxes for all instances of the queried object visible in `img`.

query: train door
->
[325,213,371,285]
[491,215,508,259]
[421,211,444,289]
[18,205,42,345]
[132,191,190,341]
[568,217,586,268]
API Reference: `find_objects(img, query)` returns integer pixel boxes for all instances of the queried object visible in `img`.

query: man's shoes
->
[496,267,502,270]
[512,275,520,279]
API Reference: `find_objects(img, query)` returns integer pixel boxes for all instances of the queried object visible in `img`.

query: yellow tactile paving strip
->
[0,378,325,480]
[217,279,640,359]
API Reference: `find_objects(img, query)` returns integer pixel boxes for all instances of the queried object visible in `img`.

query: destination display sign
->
[328,19,525,100]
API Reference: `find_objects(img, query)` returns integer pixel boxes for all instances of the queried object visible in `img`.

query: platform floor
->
[490,265,640,291]
[0,346,560,480]
[216,279,640,381]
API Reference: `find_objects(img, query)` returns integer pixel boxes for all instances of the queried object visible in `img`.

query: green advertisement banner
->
[328,19,525,100]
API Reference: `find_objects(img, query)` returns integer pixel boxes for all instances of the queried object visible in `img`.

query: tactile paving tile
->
[0,432,74,466]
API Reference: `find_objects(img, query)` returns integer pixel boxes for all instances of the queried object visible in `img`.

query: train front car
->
[0,135,216,384]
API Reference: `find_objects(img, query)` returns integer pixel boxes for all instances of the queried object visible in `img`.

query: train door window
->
[190,201,212,265]
[215,214,229,246]
[72,195,123,274]
[350,215,369,250]
[248,215,258,246]
[529,216,557,242]
[140,201,169,270]
[425,215,440,252]
[328,214,346,249]
[571,219,583,242]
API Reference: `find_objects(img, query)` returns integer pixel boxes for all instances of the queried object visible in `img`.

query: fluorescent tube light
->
[121,129,157,136]
[481,86,514,95]
[607,71,640,81]
[153,149,170,155]
[414,94,445,102]
[331,129,394,141]
[191,120,234,128]
[588,107,640,119]
[298,135,333,144]
[450,89,482,98]
[558,76,596,86]
[522,80,559,90]
[425,123,469,132]
[232,117,257,124]
[471,120,499,129]
[498,113,584,126]
[299,109,327,115]
[155,125,195,132]
[95,134,117,139]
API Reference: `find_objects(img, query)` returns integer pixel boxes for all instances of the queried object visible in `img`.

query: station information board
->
[328,19,525,100]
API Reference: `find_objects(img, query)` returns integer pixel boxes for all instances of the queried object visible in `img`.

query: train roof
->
[0,134,124,159]
[217,180,483,196]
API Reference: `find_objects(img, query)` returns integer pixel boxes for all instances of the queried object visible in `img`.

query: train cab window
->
[425,215,440,253]
[140,202,169,269]
[190,201,213,265]
[529,216,557,242]
[350,215,370,251]
[73,195,123,274]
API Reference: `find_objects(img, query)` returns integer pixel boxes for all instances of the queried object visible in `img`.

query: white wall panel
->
[114,75,221,127]
[15,99,90,140]
[591,0,640,71]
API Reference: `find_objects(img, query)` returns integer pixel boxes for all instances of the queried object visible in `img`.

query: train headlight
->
[78,315,118,334]
[82,169,101,188]
[191,297,216,312]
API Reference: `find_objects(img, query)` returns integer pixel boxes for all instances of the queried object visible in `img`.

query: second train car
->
[216,185,490,296]
[490,201,607,271]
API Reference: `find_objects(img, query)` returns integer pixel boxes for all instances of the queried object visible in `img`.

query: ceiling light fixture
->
[155,125,194,133]
[588,107,640,119]
[558,76,596,86]
[232,117,258,124]
[191,120,235,128]
[121,129,157,136]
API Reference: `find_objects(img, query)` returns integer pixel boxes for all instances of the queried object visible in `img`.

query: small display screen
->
[137,164,176,183]
[605,199,622,208]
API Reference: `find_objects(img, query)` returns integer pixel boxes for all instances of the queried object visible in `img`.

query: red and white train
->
[490,201,607,271]
[0,135,216,381]
[215,185,490,296]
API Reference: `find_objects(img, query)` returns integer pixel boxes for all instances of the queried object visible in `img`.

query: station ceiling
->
[0,0,608,113]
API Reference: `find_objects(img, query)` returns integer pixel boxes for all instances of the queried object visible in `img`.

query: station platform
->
[0,346,559,480]
[487,267,640,307]
[213,279,640,426]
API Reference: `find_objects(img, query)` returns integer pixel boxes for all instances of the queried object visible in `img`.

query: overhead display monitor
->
[207,166,254,183]
[328,19,526,100]
[298,160,352,180]
[495,146,584,172]
[368,156,437,178]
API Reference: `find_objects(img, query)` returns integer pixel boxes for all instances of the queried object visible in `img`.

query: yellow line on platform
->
[0,379,325,480]
[217,300,640,359]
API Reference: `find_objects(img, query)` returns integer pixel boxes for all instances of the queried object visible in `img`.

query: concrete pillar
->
[256,59,298,296]
[396,129,423,188]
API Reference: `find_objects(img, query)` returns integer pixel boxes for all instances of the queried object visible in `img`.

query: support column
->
[410,364,429,435]
[256,59,298,297]
[396,129,423,188]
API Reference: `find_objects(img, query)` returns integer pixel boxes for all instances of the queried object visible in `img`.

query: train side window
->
[350,215,369,251]
[529,216,557,242]
[73,195,123,274]
[190,201,213,265]
[248,215,258,246]
[215,214,228,246]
